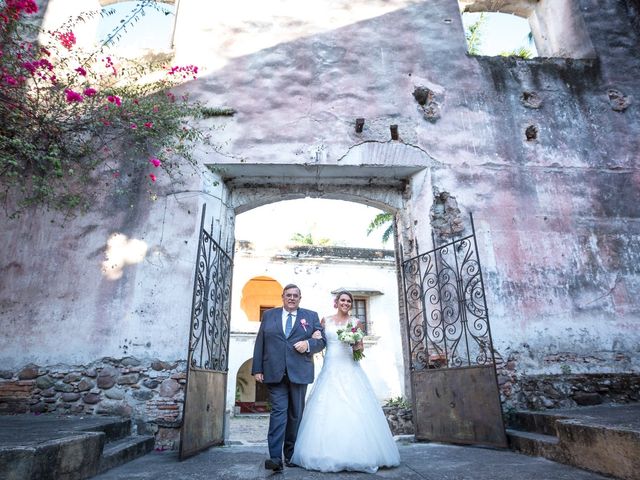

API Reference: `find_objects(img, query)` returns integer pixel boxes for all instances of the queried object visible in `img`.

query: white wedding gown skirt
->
[291,318,400,473]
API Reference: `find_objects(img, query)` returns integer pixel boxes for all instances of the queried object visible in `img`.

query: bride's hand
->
[311,330,322,339]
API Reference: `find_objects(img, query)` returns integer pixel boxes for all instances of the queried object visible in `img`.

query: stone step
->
[507,406,640,480]
[506,428,564,463]
[554,419,640,480]
[507,410,566,436]
[82,417,132,443]
[98,435,155,474]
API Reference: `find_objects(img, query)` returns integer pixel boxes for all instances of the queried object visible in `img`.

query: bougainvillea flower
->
[144,122,153,128]
[75,66,87,76]
[83,87,97,97]
[22,61,36,74]
[130,123,137,129]
[57,31,76,50]
[149,158,161,167]
[5,0,38,16]
[149,173,157,182]
[64,89,83,102]
[107,95,121,106]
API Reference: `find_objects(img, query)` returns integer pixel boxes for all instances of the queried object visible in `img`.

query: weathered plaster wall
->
[0,168,233,369]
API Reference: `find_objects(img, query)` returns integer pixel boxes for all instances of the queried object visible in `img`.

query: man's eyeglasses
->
[284,293,300,299]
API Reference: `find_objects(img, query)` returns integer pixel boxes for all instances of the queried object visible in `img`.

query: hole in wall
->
[525,125,538,141]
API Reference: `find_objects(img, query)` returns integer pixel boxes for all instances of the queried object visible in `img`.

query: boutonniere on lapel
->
[299,319,308,331]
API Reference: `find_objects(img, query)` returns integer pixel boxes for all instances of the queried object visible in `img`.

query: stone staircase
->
[0,415,155,480]
[506,404,640,480]
[96,420,155,475]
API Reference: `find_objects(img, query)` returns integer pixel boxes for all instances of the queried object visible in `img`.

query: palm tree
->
[366,212,394,244]
[465,12,486,55]
[500,46,533,59]
[291,232,332,246]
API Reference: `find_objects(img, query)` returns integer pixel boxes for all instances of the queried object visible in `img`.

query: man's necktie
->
[285,313,293,337]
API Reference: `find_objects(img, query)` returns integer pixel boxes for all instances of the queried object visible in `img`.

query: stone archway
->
[207,141,444,442]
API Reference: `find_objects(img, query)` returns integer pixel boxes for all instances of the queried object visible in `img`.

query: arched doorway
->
[233,358,270,414]
[240,276,282,323]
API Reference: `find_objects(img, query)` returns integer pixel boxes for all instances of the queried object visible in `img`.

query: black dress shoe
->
[285,459,299,468]
[265,458,283,471]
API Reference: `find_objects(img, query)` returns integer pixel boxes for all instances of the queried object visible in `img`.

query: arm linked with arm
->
[306,313,326,354]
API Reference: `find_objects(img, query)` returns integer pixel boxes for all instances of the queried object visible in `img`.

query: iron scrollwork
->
[188,207,233,372]
[402,214,496,371]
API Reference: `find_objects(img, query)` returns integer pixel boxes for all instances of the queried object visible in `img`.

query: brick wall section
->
[0,380,34,414]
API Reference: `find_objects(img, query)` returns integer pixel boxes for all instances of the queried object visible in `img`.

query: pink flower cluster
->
[148,158,161,182]
[167,64,198,80]
[64,89,83,103]
[21,58,53,78]
[0,3,204,192]
[56,31,76,50]
[1,0,38,23]
[102,56,117,76]
[107,95,122,106]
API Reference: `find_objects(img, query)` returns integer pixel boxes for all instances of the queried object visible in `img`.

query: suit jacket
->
[252,307,325,384]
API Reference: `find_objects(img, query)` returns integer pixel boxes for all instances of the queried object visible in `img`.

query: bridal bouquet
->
[336,321,365,361]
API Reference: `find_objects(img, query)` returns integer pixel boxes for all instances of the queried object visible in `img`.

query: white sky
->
[235,198,390,250]
[98,2,175,49]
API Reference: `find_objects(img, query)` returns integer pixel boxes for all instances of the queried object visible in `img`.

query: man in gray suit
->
[252,283,325,471]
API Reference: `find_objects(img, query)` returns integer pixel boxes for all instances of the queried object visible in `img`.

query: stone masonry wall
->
[3,357,639,447]
[383,405,415,436]
[0,358,186,449]
[498,371,640,412]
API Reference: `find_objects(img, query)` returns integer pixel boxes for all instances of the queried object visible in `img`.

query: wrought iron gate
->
[401,213,507,447]
[179,205,234,460]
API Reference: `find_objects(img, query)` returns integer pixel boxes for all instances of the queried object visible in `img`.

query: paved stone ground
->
[92,414,611,480]
[93,442,611,480]
[226,413,269,446]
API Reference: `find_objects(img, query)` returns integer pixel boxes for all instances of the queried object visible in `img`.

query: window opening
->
[352,297,368,335]
[462,11,537,58]
[459,0,595,59]
[259,305,274,320]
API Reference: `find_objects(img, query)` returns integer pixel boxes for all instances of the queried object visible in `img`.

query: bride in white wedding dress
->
[291,290,400,473]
